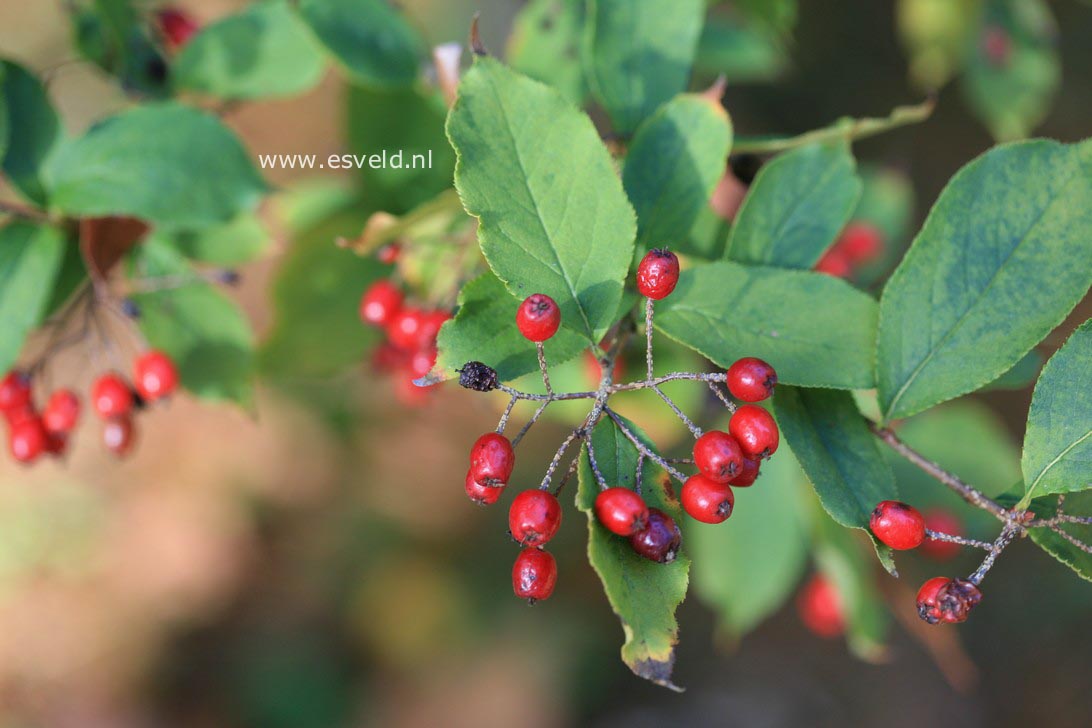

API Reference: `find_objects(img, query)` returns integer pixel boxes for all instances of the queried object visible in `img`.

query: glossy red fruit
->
[408,347,438,379]
[630,508,681,563]
[797,574,844,638]
[359,280,404,328]
[469,432,515,486]
[730,457,761,487]
[9,418,47,463]
[387,307,429,350]
[870,500,926,550]
[636,249,680,300]
[726,357,778,402]
[42,389,81,434]
[815,249,852,278]
[838,222,884,263]
[157,8,199,49]
[920,509,963,561]
[417,310,451,344]
[3,403,37,427]
[464,470,504,505]
[509,490,563,546]
[91,374,134,419]
[0,370,32,412]
[693,430,743,483]
[594,487,649,536]
[729,405,779,459]
[515,294,561,342]
[512,547,557,603]
[133,350,179,401]
[915,577,948,624]
[681,474,734,524]
[103,417,136,457]
[916,577,982,625]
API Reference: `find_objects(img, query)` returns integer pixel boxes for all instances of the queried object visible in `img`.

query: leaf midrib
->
[1025,427,1092,499]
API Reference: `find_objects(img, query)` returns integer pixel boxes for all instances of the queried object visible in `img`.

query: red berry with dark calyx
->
[870,500,926,550]
[726,357,778,402]
[464,470,504,506]
[42,389,81,434]
[9,418,47,463]
[630,508,682,563]
[512,547,557,604]
[838,222,884,264]
[917,577,982,625]
[157,8,199,49]
[91,374,134,419]
[594,487,649,536]
[133,350,179,401]
[797,574,844,638]
[469,432,515,486]
[729,405,779,459]
[509,490,563,546]
[693,430,743,483]
[681,474,734,524]
[730,457,761,487]
[0,370,32,412]
[103,417,136,457]
[636,249,680,300]
[920,509,963,561]
[515,294,561,342]
[359,280,404,328]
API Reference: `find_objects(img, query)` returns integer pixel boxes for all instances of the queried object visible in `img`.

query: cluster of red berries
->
[359,277,451,406]
[0,351,179,464]
[814,221,884,279]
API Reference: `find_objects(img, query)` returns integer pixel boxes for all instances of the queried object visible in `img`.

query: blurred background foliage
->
[0,0,1090,726]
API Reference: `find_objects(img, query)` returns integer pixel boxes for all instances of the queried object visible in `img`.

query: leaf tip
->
[469,14,488,57]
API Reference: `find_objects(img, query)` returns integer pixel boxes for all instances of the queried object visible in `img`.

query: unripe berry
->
[681,474,734,524]
[103,417,136,457]
[920,509,963,561]
[693,430,743,483]
[515,294,560,342]
[360,280,403,328]
[42,389,81,434]
[636,249,680,300]
[838,222,884,264]
[870,500,926,550]
[797,574,844,638]
[509,490,563,546]
[464,470,504,506]
[594,487,649,536]
[630,508,681,563]
[729,405,779,459]
[91,374,134,419]
[730,457,761,487]
[9,418,47,463]
[726,357,777,402]
[916,577,982,625]
[0,370,32,412]
[133,350,179,401]
[512,547,557,603]
[469,432,515,486]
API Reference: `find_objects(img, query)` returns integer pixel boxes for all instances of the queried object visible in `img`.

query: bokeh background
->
[1,1,1090,726]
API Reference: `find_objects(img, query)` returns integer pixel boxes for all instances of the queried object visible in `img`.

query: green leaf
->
[622,93,732,249]
[1022,320,1092,501]
[725,142,861,269]
[1027,491,1092,582]
[694,12,788,82]
[576,415,689,691]
[133,239,254,405]
[507,0,587,104]
[296,0,422,88]
[435,271,587,382]
[173,0,325,100]
[0,64,9,168]
[167,214,271,266]
[1,61,63,206]
[983,348,1043,391]
[655,261,878,389]
[583,0,705,136]
[850,165,916,287]
[447,57,636,343]
[688,448,808,640]
[876,139,1092,421]
[0,222,66,373]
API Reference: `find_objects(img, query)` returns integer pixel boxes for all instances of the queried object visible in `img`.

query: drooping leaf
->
[876,139,1092,422]
[167,214,271,266]
[622,93,732,250]
[44,103,268,229]
[582,0,705,136]
[0,61,63,206]
[296,0,423,88]
[1027,491,1092,583]
[725,142,861,269]
[173,0,326,100]
[447,56,636,343]
[694,12,788,82]
[655,261,878,389]
[507,0,587,104]
[0,222,66,373]
[1022,320,1092,502]
[576,415,689,690]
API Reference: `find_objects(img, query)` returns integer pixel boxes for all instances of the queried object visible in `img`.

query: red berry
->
[726,357,777,402]
[838,222,884,264]
[509,490,563,546]
[157,8,199,49]
[408,347,438,378]
[920,509,963,561]
[681,474,734,524]
[729,405,779,459]
[103,416,136,457]
[377,243,401,265]
[916,577,982,625]
[133,350,179,401]
[469,432,515,486]
[464,470,504,505]
[512,547,557,603]
[371,341,410,374]
[693,430,743,483]
[9,418,47,463]
[594,487,650,536]
[730,457,761,487]
[42,389,81,434]
[4,402,37,427]
[387,307,429,350]
[360,280,404,328]
[815,249,852,278]
[870,500,926,550]
[630,508,681,563]
[636,249,680,300]
[797,574,844,638]
[0,370,32,412]
[45,431,68,458]
[91,374,134,419]
[515,294,560,342]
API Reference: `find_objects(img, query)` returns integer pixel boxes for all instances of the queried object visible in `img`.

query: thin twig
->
[511,401,549,447]
[496,394,518,433]
[707,380,738,413]
[634,452,645,495]
[539,430,579,490]
[968,524,1021,585]
[604,407,687,484]
[536,341,553,396]
[1048,526,1092,555]
[553,455,581,497]
[924,529,992,551]
[583,431,608,490]
[652,384,703,438]
[645,297,654,380]
[0,199,50,223]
